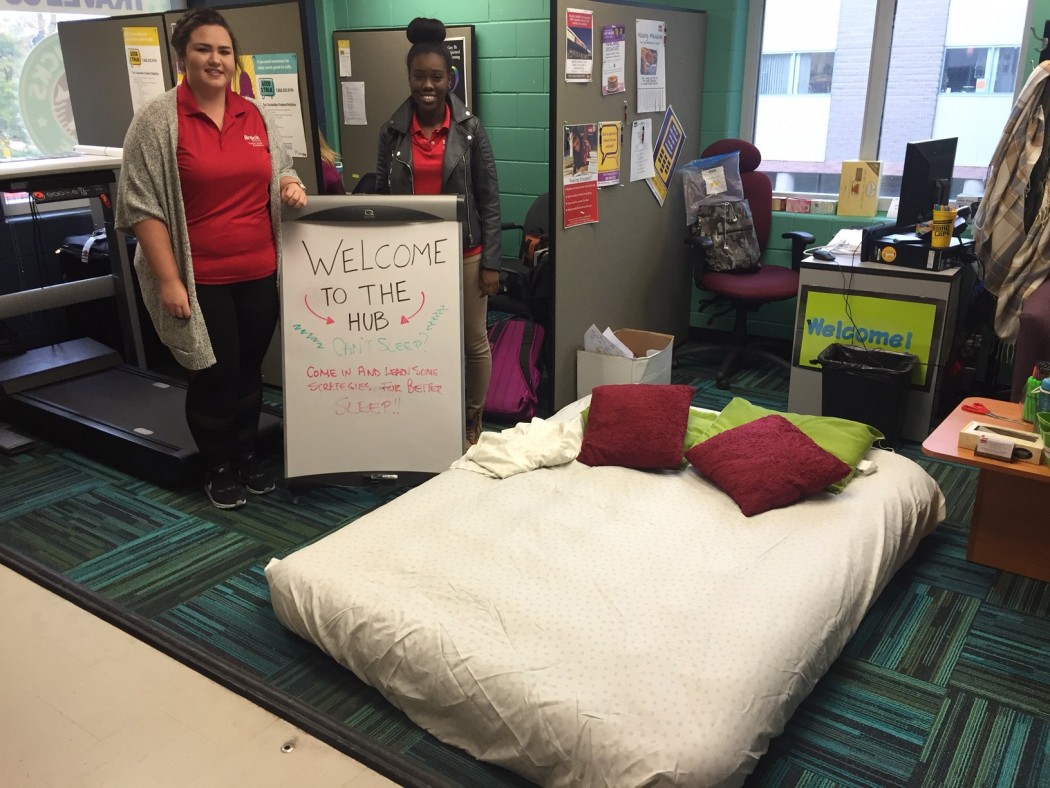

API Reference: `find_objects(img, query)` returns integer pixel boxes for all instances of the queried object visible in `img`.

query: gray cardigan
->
[115,87,299,370]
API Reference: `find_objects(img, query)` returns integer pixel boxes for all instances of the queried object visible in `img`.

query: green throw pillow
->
[581,405,718,467]
[695,397,883,492]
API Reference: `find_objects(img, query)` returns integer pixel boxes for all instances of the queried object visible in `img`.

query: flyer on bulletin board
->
[647,106,686,206]
[636,19,666,113]
[597,121,621,187]
[122,27,166,114]
[601,24,626,95]
[252,53,308,159]
[565,8,594,82]
[563,123,598,227]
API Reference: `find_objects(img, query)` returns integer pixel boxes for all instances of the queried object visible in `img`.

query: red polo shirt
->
[177,82,276,284]
[411,106,481,257]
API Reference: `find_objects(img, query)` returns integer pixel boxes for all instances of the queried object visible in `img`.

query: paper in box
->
[837,161,881,217]
[576,329,673,399]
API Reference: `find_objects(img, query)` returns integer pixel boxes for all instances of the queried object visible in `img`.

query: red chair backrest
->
[700,138,772,252]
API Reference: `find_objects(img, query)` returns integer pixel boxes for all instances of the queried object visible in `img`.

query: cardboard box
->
[577,329,674,398]
[837,161,881,217]
[785,197,812,214]
[771,196,787,212]
[810,198,838,214]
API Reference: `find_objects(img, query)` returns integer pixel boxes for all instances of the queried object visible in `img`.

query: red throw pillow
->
[685,414,851,516]
[577,384,694,469]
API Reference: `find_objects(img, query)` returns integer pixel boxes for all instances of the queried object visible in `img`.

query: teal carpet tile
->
[910,691,1050,787]
[844,581,980,686]
[1,486,187,571]
[154,564,318,677]
[748,658,945,787]
[904,520,999,600]
[987,574,1050,618]
[67,518,272,618]
[949,605,1050,717]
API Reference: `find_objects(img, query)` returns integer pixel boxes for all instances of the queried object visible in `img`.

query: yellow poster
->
[597,121,620,187]
[122,27,165,113]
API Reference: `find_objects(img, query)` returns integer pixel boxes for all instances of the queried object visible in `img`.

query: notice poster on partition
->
[647,106,686,205]
[122,27,166,114]
[565,8,594,82]
[636,19,666,113]
[563,123,598,227]
[252,53,308,158]
[280,196,464,479]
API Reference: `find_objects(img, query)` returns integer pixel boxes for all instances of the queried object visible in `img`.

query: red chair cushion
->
[699,265,799,303]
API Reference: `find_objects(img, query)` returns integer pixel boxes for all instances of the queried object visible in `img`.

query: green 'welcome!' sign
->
[797,288,942,388]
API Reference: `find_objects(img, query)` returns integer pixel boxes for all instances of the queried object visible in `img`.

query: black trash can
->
[816,344,917,447]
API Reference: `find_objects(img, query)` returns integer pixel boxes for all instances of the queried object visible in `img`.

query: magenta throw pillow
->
[577,384,694,469]
[685,414,851,516]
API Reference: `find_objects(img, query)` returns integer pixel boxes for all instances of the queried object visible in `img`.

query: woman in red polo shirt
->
[376,17,502,448]
[116,8,307,509]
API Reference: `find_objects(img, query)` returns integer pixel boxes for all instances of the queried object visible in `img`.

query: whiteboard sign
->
[280,195,464,481]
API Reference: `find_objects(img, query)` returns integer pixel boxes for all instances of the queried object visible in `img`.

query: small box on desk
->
[837,161,881,217]
[869,232,969,271]
[576,329,673,399]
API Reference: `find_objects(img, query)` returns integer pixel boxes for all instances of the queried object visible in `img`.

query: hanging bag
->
[691,199,762,273]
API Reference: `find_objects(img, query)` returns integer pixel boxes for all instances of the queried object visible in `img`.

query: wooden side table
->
[922,397,1050,582]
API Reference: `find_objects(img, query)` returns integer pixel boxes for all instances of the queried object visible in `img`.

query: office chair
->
[688,139,813,389]
[351,172,378,194]
[493,193,551,322]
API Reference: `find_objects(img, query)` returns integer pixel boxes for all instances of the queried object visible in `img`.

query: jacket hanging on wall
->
[972,60,1050,344]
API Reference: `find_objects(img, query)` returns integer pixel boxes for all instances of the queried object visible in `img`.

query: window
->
[759,52,835,95]
[747,0,1030,204]
[940,46,1019,93]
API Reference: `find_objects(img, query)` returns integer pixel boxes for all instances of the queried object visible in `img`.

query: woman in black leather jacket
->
[376,17,502,447]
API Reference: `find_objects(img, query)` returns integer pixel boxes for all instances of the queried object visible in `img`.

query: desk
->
[922,397,1050,582]
[788,253,965,441]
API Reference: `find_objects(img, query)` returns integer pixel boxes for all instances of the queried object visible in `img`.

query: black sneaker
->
[205,465,247,509]
[236,453,276,495]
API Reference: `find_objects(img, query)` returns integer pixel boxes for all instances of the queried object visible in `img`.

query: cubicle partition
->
[551,0,705,408]
[59,14,172,151]
[58,1,322,193]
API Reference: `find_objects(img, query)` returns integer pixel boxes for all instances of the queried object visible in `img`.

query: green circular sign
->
[18,33,77,156]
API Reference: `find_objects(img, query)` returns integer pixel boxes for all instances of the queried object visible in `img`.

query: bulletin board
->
[550,1,706,409]
[330,26,475,190]
[279,195,465,483]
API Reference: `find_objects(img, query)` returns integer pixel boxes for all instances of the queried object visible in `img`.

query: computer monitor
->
[895,137,958,229]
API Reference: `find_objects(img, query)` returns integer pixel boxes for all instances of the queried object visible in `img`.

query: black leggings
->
[186,273,278,470]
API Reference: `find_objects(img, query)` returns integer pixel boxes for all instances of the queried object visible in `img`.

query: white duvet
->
[266,413,945,787]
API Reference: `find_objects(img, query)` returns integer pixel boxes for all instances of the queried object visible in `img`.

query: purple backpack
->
[484,316,545,422]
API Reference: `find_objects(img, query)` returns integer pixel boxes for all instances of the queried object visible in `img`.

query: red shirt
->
[177,82,276,284]
[410,106,481,257]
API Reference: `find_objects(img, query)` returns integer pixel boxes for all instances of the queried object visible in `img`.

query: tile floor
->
[0,564,395,788]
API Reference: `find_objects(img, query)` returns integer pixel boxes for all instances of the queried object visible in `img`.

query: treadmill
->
[0,155,280,487]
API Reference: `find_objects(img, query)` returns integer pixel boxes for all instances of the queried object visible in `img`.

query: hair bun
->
[406,17,446,45]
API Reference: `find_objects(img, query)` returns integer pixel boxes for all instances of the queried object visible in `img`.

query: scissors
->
[961,401,1027,425]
